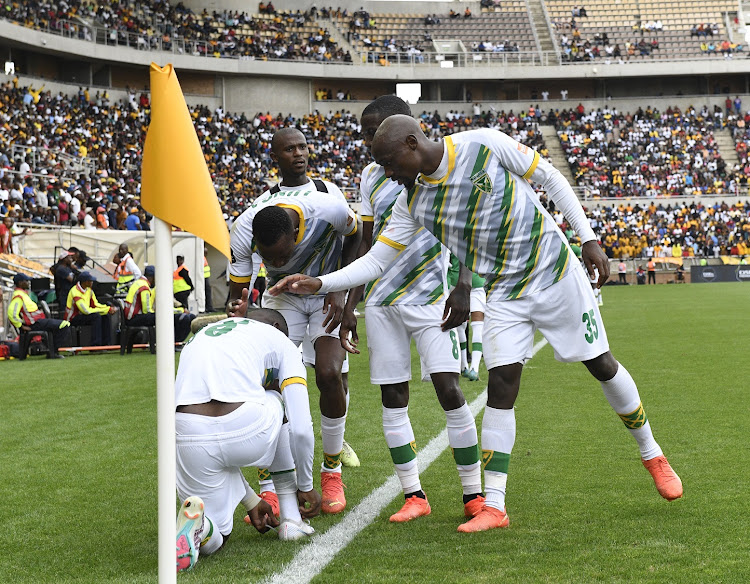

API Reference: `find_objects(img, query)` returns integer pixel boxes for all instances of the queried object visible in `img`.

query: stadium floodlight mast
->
[141,62,231,583]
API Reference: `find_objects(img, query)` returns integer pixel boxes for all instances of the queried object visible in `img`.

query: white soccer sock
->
[600,363,662,460]
[257,469,275,494]
[271,470,303,524]
[383,406,421,495]
[469,321,484,372]
[345,389,350,414]
[198,514,223,555]
[481,406,515,511]
[457,324,469,370]
[445,403,482,496]
[321,414,346,473]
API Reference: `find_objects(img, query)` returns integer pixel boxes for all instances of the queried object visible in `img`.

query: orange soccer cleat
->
[321,471,347,514]
[642,455,683,501]
[463,495,486,518]
[390,495,431,523]
[457,505,509,533]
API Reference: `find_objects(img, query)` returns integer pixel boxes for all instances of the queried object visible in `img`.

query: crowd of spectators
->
[558,200,750,259]
[471,40,521,54]
[1,78,748,267]
[555,104,739,198]
[0,80,553,231]
[2,0,348,62]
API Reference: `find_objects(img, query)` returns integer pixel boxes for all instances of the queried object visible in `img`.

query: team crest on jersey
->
[470,168,493,193]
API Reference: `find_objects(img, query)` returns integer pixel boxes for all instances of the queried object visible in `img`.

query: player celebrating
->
[270,115,682,533]
[346,96,484,524]
[227,127,362,515]
[175,310,321,573]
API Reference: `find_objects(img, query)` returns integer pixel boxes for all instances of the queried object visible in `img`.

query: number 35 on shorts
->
[582,309,599,344]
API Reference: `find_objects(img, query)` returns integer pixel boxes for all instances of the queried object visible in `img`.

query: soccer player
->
[344,96,483,523]
[270,115,683,532]
[227,127,362,515]
[175,310,321,573]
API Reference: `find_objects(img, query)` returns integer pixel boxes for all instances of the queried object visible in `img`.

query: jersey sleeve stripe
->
[229,274,253,283]
[280,376,307,391]
[522,150,540,180]
[376,235,407,251]
[361,215,374,222]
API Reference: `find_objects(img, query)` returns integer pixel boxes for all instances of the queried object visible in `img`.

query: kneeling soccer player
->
[174,309,321,573]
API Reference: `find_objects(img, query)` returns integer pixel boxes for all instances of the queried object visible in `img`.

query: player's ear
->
[405,133,419,150]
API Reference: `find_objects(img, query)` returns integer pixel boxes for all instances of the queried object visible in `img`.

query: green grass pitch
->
[3,282,749,583]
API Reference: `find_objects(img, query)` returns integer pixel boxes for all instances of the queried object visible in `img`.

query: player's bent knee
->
[315,366,344,393]
[582,351,619,381]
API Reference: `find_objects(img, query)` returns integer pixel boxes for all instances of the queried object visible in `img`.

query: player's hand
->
[442,282,470,331]
[269,274,322,296]
[339,308,360,354]
[247,499,280,533]
[322,291,346,332]
[227,287,249,317]
[582,240,610,288]
[298,488,322,519]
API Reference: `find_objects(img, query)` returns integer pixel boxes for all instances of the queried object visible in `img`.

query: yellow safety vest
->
[124,277,152,319]
[173,266,191,293]
[115,255,136,292]
[8,288,44,327]
[65,284,109,320]
[203,257,210,279]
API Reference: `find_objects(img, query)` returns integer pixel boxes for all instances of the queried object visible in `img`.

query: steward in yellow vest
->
[7,273,70,358]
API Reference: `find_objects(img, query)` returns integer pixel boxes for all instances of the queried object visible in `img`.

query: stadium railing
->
[352,49,559,67]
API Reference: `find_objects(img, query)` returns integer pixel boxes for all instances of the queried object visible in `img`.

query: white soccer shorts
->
[470,286,487,314]
[176,397,283,536]
[300,330,350,373]
[262,292,342,346]
[483,265,610,369]
[365,304,461,385]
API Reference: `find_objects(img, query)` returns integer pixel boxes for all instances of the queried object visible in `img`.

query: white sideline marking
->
[264,339,550,584]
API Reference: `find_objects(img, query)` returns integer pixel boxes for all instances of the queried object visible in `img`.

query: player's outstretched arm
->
[269,274,323,296]
[298,488,322,519]
[582,240,610,288]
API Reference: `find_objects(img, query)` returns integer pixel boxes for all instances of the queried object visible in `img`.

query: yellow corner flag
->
[142,63,230,258]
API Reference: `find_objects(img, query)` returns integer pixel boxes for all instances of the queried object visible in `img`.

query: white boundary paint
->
[264,338,550,584]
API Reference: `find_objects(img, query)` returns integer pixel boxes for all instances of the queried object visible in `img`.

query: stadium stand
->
[327,2,537,63]
[544,0,739,62]
[0,1,347,62]
[554,104,738,197]
[0,80,549,226]
[563,199,750,258]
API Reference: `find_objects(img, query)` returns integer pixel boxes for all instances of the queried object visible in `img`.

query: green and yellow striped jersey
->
[360,162,448,306]
[378,129,574,300]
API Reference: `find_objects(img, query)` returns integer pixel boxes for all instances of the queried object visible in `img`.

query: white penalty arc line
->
[264,338,550,584]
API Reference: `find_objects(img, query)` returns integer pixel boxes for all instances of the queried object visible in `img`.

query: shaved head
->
[371,115,436,188]
[271,127,305,154]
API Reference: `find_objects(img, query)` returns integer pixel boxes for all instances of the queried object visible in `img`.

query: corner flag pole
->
[142,63,231,582]
[154,218,176,583]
